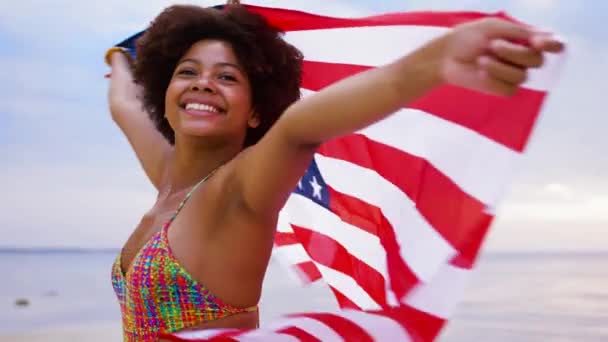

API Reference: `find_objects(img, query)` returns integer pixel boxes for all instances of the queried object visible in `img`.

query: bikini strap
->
[173,167,221,217]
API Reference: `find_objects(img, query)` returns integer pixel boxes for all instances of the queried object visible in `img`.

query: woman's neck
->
[166,135,243,195]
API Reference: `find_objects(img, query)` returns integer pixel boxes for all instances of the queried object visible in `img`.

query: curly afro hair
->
[133,4,303,146]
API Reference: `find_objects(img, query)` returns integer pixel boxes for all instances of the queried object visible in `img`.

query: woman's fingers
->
[489,39,544,68]
[530,33,565,53]
[476,69,518,96]
[478,55,528,86]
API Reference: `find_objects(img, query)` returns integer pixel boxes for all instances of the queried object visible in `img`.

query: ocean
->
[1,250,607,341]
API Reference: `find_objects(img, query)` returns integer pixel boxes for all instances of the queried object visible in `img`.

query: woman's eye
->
[177,69,196,76]
[219,74,237,82]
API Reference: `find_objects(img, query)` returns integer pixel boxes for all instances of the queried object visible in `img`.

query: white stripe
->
[301,88,520,206]
[284,194,401,305]
[276,210,294,233]
[279,199,385,308]
[290,25,558,91]
[170,329,238,340]
[403,263,470,319]
[273,244,311,265]
[359,108,520,206]
[339,310,413,341]
[286,25,447,67]
[273,243,399,306]
[271,246,318,285]
[262,316,344,342]
[314,263,381,310]
[314,154,457,282]
[283,194,388,280]
[236,332,298,342]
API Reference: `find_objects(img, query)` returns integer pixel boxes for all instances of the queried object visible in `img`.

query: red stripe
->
[449,217,493,269]
[295,261,323,282]
[327,185,383,237]
[291,225,389,307]
[303,61,546,151]
[409,85,545,152]
[329,286,362,310]
[274,231,299,246]
[319,134,494,251]
[297,312,374,342]
[247,5,515,31]
[326,186,421,299]
[368,306,446,342]
[276,327,321,342]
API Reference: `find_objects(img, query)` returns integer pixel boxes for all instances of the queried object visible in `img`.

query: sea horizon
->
[2,245,607,341]
[1,246,606,257]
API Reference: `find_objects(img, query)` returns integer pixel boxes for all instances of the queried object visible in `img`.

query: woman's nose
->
[190,76,216,93]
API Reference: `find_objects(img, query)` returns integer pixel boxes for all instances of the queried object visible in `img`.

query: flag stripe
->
[284,194,387,279]
[276,327,321,342]
[320,134,495,251]
[291,31,559,92]
[248,5,516,30]
[275,232,300,246]
[288,26,448,68]
[380,306,446,342]
[328,286,362,310]
[312,155,457,282]
[302,65,547,152]
[355,108,518,205]
[292,225,390,307]
[297,312,374,342]
[254,317,341,342]
[300,88,522,205]
[403,263,470,319]
[295,261,323,283]
[314,262,381,310]
[235,331,298,341]
[338,310,412,342]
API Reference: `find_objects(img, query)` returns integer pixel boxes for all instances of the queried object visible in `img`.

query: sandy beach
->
[0,323,122,342]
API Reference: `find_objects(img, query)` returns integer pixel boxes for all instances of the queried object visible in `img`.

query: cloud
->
[485,219,607,252]
[544,183,572,199]
[513,0,557,11]
[1,0,607,252]
[0,160,155,248]
[0,0,370,249]
[0,0,367,41]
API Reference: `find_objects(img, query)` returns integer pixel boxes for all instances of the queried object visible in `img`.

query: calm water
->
[1,250,607,341]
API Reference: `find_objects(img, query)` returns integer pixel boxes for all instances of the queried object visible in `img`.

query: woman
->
[106,3,562,341]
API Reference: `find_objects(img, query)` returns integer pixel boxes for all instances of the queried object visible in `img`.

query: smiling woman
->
[133,4,302,148]
[107,4,302,341]
[104,1,562,341]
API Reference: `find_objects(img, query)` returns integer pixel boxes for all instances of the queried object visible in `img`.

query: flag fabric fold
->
[157,4,563,341]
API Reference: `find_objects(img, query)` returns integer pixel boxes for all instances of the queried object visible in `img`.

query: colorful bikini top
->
[111,170,257,342]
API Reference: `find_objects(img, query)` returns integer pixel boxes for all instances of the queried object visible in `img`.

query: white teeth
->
[185,103,219,113]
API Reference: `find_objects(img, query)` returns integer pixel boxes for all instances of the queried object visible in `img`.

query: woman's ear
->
[248,111,260,128]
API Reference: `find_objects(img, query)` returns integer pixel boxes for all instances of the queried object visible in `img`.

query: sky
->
[0,0,606,252]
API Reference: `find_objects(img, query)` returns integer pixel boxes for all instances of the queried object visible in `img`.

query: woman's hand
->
[440,18,564,96]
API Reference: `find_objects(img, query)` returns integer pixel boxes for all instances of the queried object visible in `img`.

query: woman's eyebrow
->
[215,62,244,73]
[176,59,244,73]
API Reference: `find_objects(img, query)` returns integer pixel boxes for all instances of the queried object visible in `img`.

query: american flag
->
[162,4,562,342]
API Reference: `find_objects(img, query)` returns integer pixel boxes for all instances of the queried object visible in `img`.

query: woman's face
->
[165,39,258,145]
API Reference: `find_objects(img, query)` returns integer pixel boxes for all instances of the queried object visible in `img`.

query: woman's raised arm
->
[229,18,563,223]
[108,52,172,189]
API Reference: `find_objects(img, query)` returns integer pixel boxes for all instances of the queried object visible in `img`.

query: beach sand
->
[0,323,122,342]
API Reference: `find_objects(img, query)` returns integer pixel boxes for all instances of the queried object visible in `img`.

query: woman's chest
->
[119,200,182,275]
